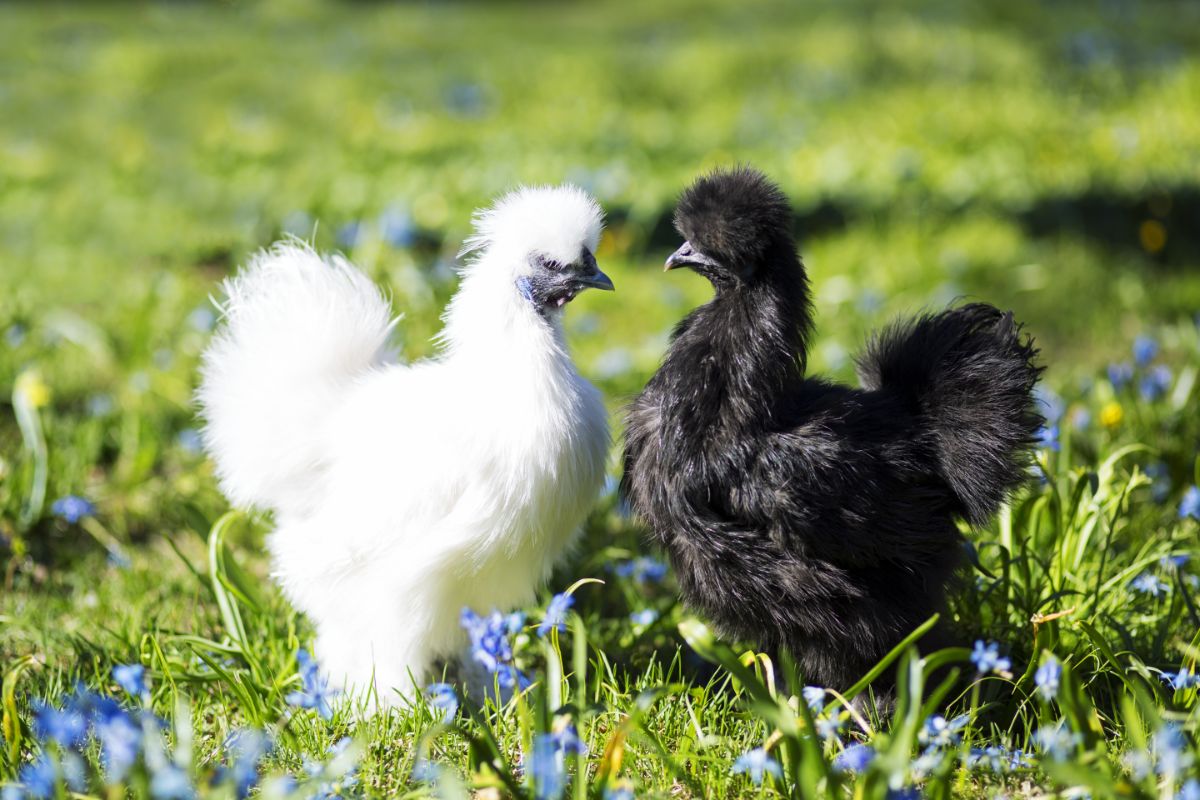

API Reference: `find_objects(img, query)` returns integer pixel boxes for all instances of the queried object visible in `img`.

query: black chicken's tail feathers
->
[857,303,1044,526]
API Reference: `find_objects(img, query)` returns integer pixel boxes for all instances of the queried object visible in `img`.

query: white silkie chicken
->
[197,186,613,705]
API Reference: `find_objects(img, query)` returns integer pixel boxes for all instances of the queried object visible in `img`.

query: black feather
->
[622,167,1043,692]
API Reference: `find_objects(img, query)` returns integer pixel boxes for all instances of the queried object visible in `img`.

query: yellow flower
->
[14,370,51,408]
[1099,401,1123,428]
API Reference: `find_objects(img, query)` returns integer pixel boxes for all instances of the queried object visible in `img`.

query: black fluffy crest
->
[674,166,793,269]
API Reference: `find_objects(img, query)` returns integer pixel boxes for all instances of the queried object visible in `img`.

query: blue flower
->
[1071,408,1091,430]
[538,593,574,638]
[802,685,825,712]
[612,557,668,584]
[1161,668,1199,691]
[411,757,439,783]
[551,723,587,755]
[1180,486,1200,520]
[603,781,635,800]
[1179,778,1200,800]
[1034,385,1065,423]
[223,729,270,800]
[1133,335,1158,367]
[285,649,337,720]
[1139,365,1172,401]
[731,747,781,785]
[424,683,458,724]
[886,789,921,800]
[50,496,95,524]
[1161,554,1190,570]
[336,221,361,249]
[919,714,968,748]
[833,743,875,773]
[461,608,528,689]
[32,699,87,748]
[969,641,1011,675]
[150,764,193,800]
[187,306,216,333]
[1107,362,1133,389]
[1153,724,1193,778]
[94,704,142,783]
[629,608,658,625]
[113,664,148,699]
[16,754,56,799]
[1034,655,1061,701]
[176,429,203,455]
[1035,425,1060,452]
[966,745,1030,773]
[528,734,566,800]
[1130,572,1170,597]
[378,206,417,249]
[1034,722,1081,761]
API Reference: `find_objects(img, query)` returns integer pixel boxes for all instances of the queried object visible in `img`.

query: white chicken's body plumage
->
[198,187,609,704]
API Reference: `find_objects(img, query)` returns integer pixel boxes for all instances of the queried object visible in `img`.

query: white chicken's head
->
[460,185,613,317]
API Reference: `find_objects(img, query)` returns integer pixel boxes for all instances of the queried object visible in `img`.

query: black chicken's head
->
[666,167,794,286]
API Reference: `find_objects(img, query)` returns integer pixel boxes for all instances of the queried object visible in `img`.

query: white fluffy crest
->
[196,195,610,709]
[459,184,603,268]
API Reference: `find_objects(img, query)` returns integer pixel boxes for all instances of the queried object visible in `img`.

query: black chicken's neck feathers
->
[662,246,814,431]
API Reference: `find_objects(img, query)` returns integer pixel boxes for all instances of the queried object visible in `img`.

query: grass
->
[2,0,1200,798]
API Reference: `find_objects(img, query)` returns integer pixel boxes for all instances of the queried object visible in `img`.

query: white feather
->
[197,187,609,706]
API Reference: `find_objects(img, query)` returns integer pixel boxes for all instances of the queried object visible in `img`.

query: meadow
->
[2,1,1200,798]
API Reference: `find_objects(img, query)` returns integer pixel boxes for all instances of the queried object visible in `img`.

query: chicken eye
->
[534,253,564,272]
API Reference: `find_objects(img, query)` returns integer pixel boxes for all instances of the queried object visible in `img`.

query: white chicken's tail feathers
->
[198,241,397,513]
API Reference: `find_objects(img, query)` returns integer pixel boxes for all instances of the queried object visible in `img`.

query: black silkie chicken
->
[622,167,1042,692]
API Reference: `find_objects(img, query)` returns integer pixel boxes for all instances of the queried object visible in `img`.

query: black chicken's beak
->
[665,241,718,272]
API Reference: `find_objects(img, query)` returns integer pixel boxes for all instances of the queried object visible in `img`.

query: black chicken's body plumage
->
[622,168,1042,691]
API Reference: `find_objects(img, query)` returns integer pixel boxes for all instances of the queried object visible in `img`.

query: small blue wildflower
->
[886,789,921,800]
[969,641,1011,675]
[187,306,217,333]
[538,593,574,638]
[1036,425,1060,452]
[88,394,114,417]
[176,429,203,455]
[529,734,566,800]
[552,722,587,755]
[1034,655,1062,701]
[1034,722,1081,761]
[802,685,825,712]
[32,699,87,748]
[1034,385,1065,423]
[50,495,95,524]
[1107,362,1133,389]
[17,754,56,799]
[816,715,843,744]
[1161,554,1190,569]
[5,323,27,348]
[495,663,531,691]
[1178,778,1200,800]
[603,782,635,800]
[94,704,142,783]
[1180,486,1200,520]
[461,608,522,675]
[1130,572,1170,597]
[150,764,193,800]
[731,747,782,785]
[613,557,668,584]
[629,608,659,625]
[60,753,86,793]
[967,745,1029,773]
[378,206,417,249]
[1147,461,1172,502]
[223,729,270,800]
[1133,335,1158,367]
[833,743,875,773]
[1071,408,1091,430]
[113,663,148,699]
[1124,748,1153,781]
[1161,668,1199,691]
[1153,724,1193,778]
[424,683,458,723]
[919,714,968,748]
[910,746,945,778]
[285,649,337,720]
[410,757,438,783]
[336,221,361,249]
[1139,365,1172,401]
